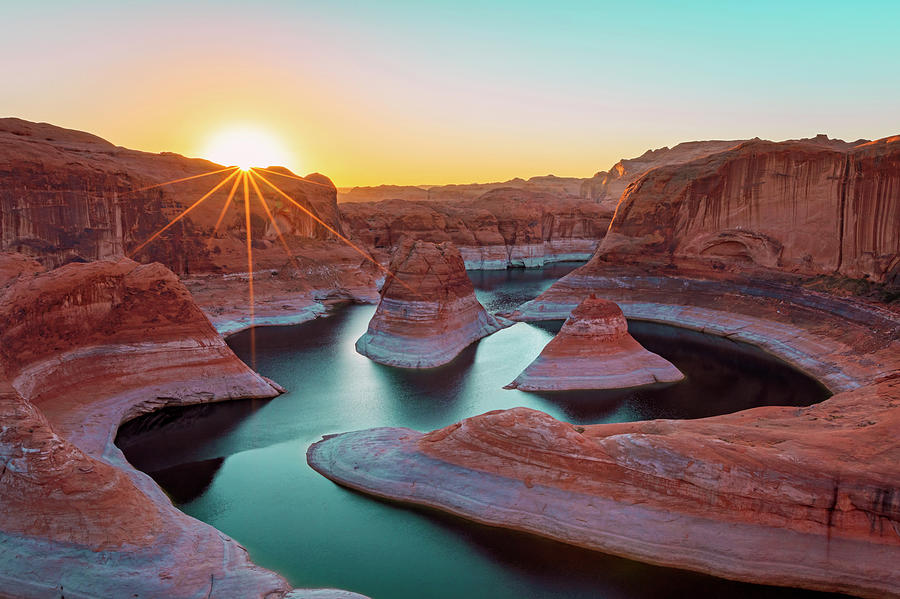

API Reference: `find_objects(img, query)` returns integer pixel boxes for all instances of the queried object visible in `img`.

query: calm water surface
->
[118,263,837,599]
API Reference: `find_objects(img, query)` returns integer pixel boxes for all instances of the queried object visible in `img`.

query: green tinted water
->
[118,264,835,599]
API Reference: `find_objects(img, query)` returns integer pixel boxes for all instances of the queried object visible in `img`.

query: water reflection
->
[116,264,835,599]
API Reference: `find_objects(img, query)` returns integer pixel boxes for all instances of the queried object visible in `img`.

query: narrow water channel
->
[118,263,836,599]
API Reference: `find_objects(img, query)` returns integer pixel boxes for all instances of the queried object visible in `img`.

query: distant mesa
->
[355,238,508,368]
[506,295,684,391]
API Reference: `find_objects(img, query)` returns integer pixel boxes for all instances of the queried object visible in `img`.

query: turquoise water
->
[118,264,836,599]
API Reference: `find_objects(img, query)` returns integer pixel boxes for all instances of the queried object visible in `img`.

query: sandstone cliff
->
[0,256,365,598]
[0,118,342,274]
[598,135,900,283]
[580,140,749,209]
[337,174,584,204]
[355,239,507,368]
[310,266,900,598]
[341,188,612,269]
[506,296,683,391]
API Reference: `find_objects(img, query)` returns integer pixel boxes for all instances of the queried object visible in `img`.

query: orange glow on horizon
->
[201,126,293,171]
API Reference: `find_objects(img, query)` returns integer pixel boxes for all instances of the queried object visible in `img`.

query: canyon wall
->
[337,174,584,204]
[309,266,900,598]
[579,140,749,209]
[0,118,343,274]
[0,255,365,598]
[340,188,612,269]
[598,136,900,283]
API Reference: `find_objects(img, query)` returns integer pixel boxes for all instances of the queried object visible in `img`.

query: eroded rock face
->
[340,188,612,270]
[599,136,899,283]
[0,382,162,549]
[310,249,900,598]
[0,256,308,598]
[309,360,900,599]
[580,140,750,210]
[337,174,585,204]
[355,239,506,368]
[506,296,683,390]
[0,118,342,274]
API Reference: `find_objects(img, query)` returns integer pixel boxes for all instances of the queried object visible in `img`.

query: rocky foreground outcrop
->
[356,239,507,368]
[506,296,683,391]
[341,188,612,269]
[0,255,365,598]
[310,269,900,597]
[599,135,899,284]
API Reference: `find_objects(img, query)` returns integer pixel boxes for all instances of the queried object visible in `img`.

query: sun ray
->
[213,172,243,235]
[250,168,420,297]
[252,167,336,190]
[247,170,303,271]
[242,172,257,369]
[127,166,239,195]
[128,168,240,257]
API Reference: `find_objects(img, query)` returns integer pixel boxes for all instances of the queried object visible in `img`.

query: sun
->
[202,125,292,171]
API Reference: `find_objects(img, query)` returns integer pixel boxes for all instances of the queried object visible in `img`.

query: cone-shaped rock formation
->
[356,239,506,368]
[506,296,684,390]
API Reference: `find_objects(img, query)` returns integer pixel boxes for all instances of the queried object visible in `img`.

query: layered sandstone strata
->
[337,174,584,204]
[355,239,507,368]
[580,140,749,209]
[340,188,612,270]
[506,296,683,391]
[0,118,343,274]
[597,135,899,283]
[0,117,384,337]
[309,376,900,598]
[0,256,365,598]
[309,272,900,597]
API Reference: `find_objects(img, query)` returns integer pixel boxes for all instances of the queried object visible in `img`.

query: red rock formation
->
[0,256,367,598]
[0,382,162,549]
[0,251,43,286]
[337,174,585,204]
[0,118,342,275]
[506,296,683,390]
[598,136,900,283]
[580,140,750,209]
[338,184,429,203]
[309,275,900,598]
[355,239,507,368]
[340,188,612,269]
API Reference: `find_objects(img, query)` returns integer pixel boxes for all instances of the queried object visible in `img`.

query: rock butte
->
[309,134,900,598]
[505,296,684,391]
[356,238,508,368]
[2,117,898,597]
[0,256,367,598]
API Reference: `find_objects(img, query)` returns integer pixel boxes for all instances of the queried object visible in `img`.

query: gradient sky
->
[3,1,898,186]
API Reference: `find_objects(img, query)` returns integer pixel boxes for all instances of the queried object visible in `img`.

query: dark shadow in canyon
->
[526,320,831,424]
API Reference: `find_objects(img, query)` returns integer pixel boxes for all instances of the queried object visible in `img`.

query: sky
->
[2,1,898,187]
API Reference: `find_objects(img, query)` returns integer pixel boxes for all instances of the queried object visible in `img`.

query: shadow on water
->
[115,264,839,599]
[469,261,584,313]
[145,457,225,504]
[334,485,849,599]
[366,343,478,422]
[117,399,273,473]
[527,320,830,423]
